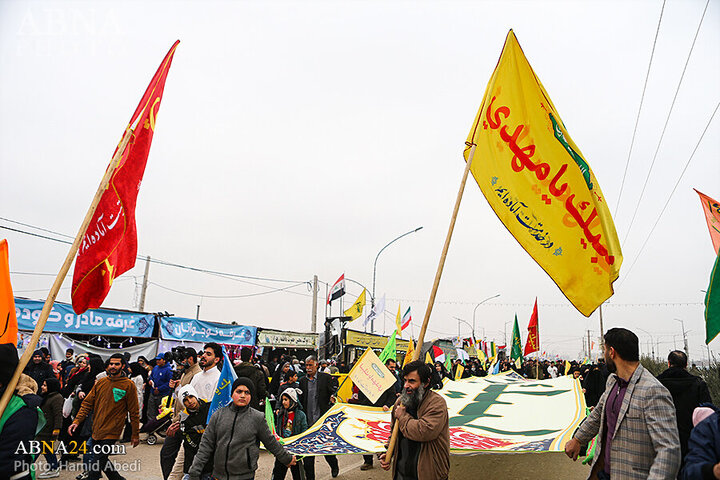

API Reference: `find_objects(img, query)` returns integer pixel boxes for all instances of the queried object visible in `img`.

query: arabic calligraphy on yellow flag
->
[464,30,622,316]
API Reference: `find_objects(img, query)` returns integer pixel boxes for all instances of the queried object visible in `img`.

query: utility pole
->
[196,304,200,320]
[138,256,151,311]
[587,330,592,362]
[311,275,318,333]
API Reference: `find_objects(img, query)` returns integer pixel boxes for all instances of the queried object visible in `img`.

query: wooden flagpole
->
[385,145,477,461]
[0,128,134,418]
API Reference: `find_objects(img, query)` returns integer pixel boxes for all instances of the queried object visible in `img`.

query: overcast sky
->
[1,0,718,360]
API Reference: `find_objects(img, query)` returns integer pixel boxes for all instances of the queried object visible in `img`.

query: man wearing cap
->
[187,377,297,480]
[176,385,213,479]
[163,348,202,480]
[23,349,55,389]
[148,352,173,423]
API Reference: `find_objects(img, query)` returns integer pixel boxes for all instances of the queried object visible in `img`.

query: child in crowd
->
[272,388,307,480]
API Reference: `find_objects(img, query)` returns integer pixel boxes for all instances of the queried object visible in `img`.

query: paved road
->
[45,438,590,480]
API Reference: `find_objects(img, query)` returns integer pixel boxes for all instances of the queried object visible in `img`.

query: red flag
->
[694,189,720,255]
[71,41,179,314]
[524,298,539,355]
[0,240,18,344]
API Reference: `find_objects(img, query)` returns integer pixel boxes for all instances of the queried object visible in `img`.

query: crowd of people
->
[4,328,720,479]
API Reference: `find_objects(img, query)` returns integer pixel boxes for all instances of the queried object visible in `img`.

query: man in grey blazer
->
[565,327,681,480]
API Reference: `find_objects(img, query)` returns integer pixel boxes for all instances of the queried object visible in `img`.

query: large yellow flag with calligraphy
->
[464,30,621,316]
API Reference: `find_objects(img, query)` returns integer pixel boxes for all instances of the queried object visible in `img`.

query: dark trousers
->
[271,458,302,480]
[87,439,124,480]
[362,454,373,465]
[43,452,59,470]
[303,455,337,480]
[146,393,163,422]
[160,433,182,480]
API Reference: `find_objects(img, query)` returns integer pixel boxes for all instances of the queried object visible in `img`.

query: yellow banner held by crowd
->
[344,289,367,320]
[464,30,622,316]
[348,348,397,404]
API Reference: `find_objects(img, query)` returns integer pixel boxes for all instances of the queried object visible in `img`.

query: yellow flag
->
[395,304,402,334]
[425,351,433,364]
[565,360,571,375]
[454,364,465,380]
[404,340,415,367]
[477,348,487,367]
[464,30,622,317]
[344,289,367,320]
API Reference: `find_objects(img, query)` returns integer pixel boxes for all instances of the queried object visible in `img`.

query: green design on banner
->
[706,253,720,344]
[113,388,126,402]
[549,113,593,190]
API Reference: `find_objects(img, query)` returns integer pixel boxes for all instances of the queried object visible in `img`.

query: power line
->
[620,0,711,248]
[614,0,666,218]
[0,220,308,285]
[147,280,309,299]
[0,217,74,239]
[619,100,720,286]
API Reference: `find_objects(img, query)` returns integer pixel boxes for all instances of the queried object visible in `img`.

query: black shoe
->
[331,465,339,477]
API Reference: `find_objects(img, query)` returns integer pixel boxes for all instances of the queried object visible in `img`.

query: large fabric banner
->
[15,297,155,337]
[279,372,586,455]
[160,316,256,346]
[48,333,158,361]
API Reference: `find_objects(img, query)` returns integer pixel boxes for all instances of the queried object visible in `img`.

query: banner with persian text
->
[278,372,586,455]
[160,316,256,346]
[464,30,622,316]
[15,297,155,337]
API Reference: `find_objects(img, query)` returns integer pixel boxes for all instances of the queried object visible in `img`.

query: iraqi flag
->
[327,273,345,305]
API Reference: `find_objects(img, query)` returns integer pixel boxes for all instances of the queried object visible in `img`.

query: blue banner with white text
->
[15,297,155,337]
[160,316,256,345]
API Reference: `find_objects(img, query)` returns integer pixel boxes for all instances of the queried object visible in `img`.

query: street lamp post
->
[674,318,689,358]
[371,227,423,332]
[472,294,500,341]
[454,317,475,340]
[636,327,655,360]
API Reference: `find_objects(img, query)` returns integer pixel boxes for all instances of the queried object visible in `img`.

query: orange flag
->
[524,298,539,355]
[694,189,720,255]
[0,240,18,344]
[71,41,179,314]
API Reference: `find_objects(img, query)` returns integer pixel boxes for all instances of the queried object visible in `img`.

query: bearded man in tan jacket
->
[380,360,450,480]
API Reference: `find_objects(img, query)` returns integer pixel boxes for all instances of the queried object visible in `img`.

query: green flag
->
[444,354,452,373]
[379,330,397,362]
[265,397,278,440]
[511,314,523,362]
[706,253,720,344]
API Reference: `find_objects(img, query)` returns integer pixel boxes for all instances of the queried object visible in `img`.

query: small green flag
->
[265,397,279,441]
[705,253,720,344]
[444,354,452,373]
[511,314,523,362]
[379,330,397,362]
[112,388,126,402]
